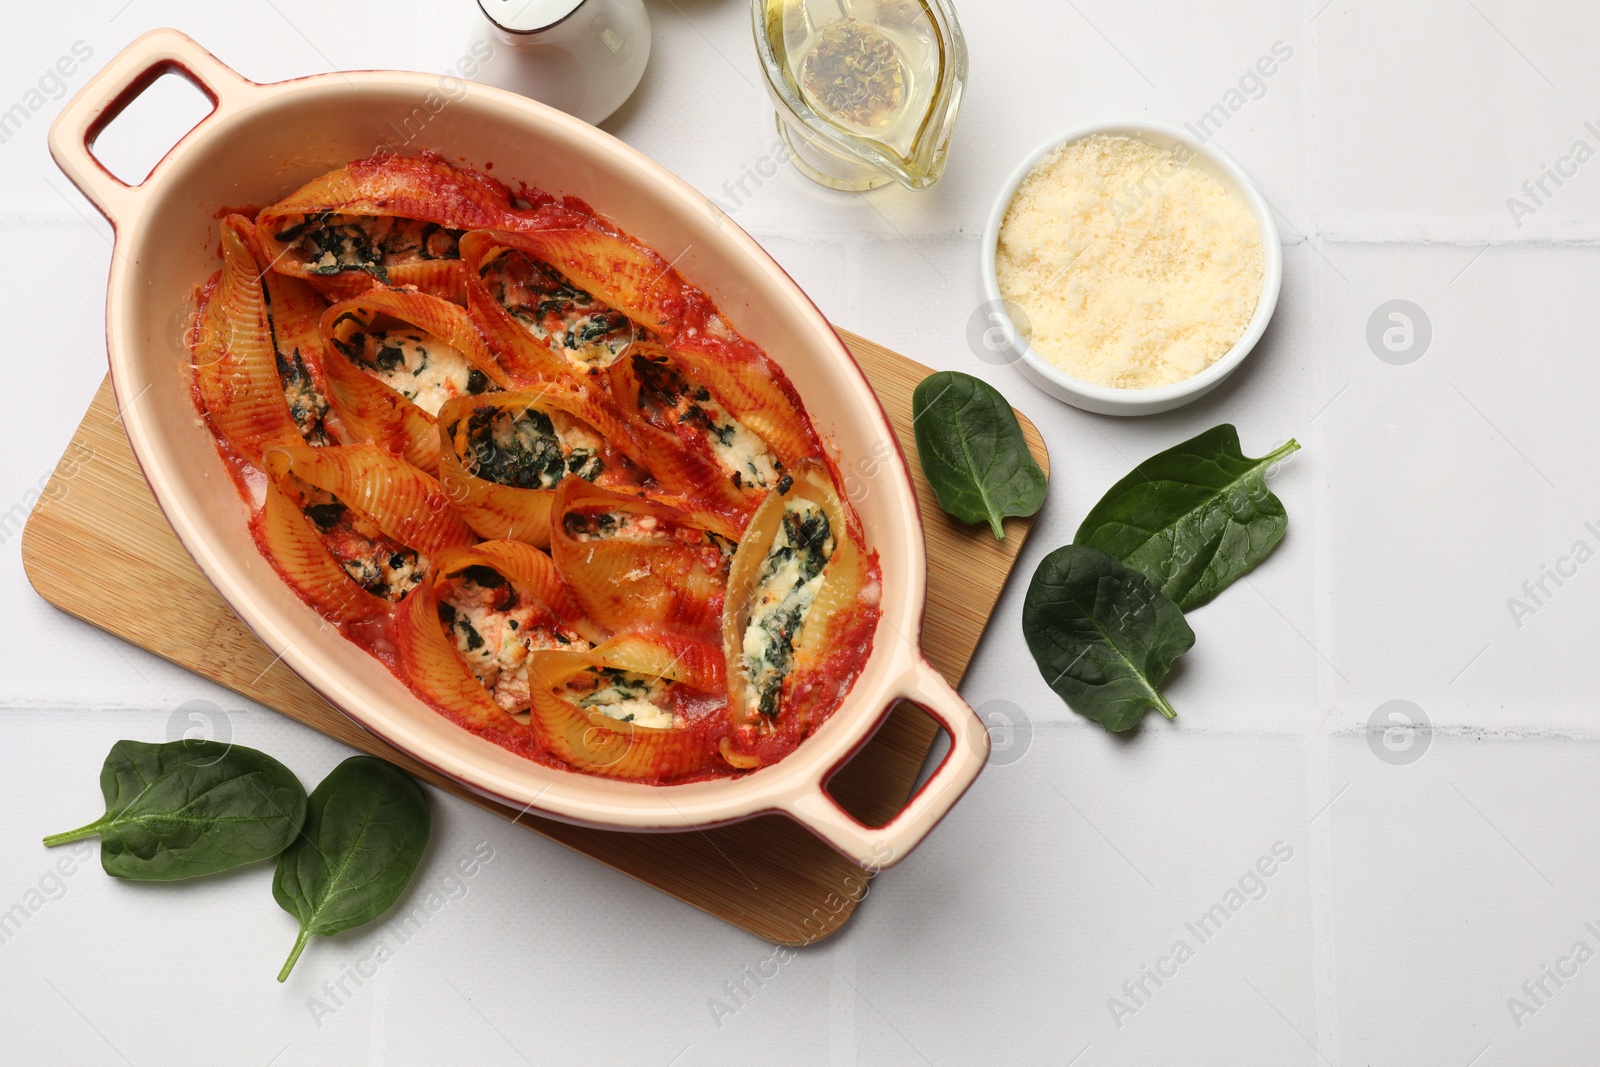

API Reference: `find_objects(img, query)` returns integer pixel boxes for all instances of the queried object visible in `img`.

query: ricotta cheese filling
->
[740,499,834,718]
[480,250,634,367]
[458,404,604,489]
[275,212,462,278]
[632,355,783,490]
[438,564,589,713]
[560,667,682,729]
[346,329,492,417]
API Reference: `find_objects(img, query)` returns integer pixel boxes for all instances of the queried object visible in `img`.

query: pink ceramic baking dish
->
[49,29,990,869]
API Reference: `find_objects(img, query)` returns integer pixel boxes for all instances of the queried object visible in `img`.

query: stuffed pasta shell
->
[526,633,727,781]
[719,462,877,768]
[437,386,645,546]
[607,343,799,524]
[461,230,644,381]
[256,155,541,302]
[319,287,510,473]
[393,540,604,752]
[191,215,312,466]
[549,478,740,642]
[258,444,475,608]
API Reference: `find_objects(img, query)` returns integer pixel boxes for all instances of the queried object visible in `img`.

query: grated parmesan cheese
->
[996,134,1264,389]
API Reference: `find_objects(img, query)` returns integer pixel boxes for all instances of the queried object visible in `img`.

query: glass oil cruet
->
[753,0,968,191]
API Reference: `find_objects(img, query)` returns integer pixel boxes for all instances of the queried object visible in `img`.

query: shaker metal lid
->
[477,0,586,34]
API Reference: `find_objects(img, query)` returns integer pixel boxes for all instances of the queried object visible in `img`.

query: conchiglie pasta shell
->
[585,631,726,692]
[787,462,864,665]
[324,287,511,390]
[436,387,648,547]
[303,273,380,305]
[262,268,330,363]
[261,268,348,445]
[308,262,470,305]
[434,539,606,645]
[258,155,520,224]
[319,342,441,473]
[605,347,760,525]
[255,154,531,274]
[390,260,469,303]
[474,228,685,340]
[720,489,786,724]
[316,288,506,473]
[250,480,389,623]
[262,444,476,554]
[460,232,583,385]
[437,436,554,546]
[524,634,725,781]
[548,478,730,640]
[393,564,540,754]
[665,335,820,473]
[193,215,304,466]
[721,462,866,729]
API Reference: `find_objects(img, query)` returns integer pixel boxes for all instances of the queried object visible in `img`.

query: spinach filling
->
[632,355,784,489]
[300,491,422,600]
[570,667,674,726]
[331,314,494,417]
[435,601,484,652]
[564,310,630,352]
[633,355,695,413]
[743,503,834,719]
[284,213,386,279]
[275,347,333,447]
[461,405,603,490]
[303,501,347,531]
[485,252,633,363]
[562,509,622,540]
[578,668,655,706]
[276,213,463,280]
[437,564,518,656]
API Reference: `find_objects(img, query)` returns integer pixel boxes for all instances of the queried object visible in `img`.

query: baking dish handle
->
[49,28,256,226]
[781,658,990,871]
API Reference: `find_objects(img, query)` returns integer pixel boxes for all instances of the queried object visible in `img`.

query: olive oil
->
[755,0,967,191]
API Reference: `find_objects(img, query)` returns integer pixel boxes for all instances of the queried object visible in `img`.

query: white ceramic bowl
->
[981,120,1282,416]
[48,29,990,869]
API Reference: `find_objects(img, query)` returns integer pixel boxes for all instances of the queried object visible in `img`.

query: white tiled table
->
[3,2,1597,1063]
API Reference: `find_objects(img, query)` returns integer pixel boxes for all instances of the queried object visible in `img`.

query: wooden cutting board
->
[21,329,1048,946]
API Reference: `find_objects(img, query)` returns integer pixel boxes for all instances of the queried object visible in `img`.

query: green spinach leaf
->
[1023,545,1195,732]
[274,756,430,981]
[912,371,1048,539]
[43,739,307,880]
[1076,425,1299,611]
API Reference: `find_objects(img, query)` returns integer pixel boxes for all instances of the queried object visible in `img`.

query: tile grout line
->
[1303,2,1343,1063]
